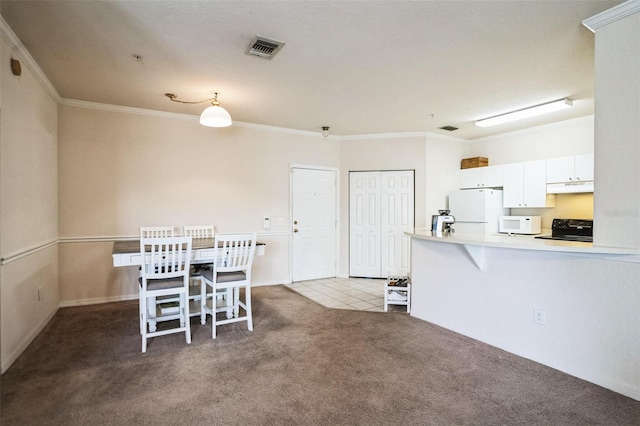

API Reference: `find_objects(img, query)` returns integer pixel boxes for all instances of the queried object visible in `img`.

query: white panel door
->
[349,170,414,278]
[292,168,337,282]
[349,172,381,277]
[381,171,414,277]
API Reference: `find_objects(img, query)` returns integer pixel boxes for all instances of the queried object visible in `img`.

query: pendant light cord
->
[165,93,220,105]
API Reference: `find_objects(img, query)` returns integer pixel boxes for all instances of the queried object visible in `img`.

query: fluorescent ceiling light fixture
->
[475,98,573,128]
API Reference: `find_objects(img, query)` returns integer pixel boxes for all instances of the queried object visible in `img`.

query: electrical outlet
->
[534,308,546,325]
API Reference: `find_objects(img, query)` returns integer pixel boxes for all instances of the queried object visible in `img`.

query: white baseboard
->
[2,305,58,374]
[57,281,287,308]
[58,293,138,308]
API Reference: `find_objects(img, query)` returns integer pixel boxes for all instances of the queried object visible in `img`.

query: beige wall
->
[339,135,429,276]
[426,134,469,220]
[1,37,59,372]
[57,105,341,304]
[592,13,640,249]
[466,116,594,165]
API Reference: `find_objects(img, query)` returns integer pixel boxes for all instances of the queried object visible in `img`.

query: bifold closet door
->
[349,172,382,278]
[380,171,414,278]
[349,170,414,278]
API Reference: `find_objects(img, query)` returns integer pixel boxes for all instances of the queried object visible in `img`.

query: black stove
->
[535,218,593,243]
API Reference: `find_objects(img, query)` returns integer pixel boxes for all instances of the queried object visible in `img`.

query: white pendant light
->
[475,98,573,128]
[165,92,232,128]
[199,99,232,127]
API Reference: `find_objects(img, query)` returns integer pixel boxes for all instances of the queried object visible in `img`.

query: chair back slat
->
[183,225,215,239]
[140,237,192,280]
[140,226,175,238]
[215,233,257,274]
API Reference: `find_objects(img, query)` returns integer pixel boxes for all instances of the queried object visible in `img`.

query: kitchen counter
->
[408,232,640,401]
[406,229,640,256]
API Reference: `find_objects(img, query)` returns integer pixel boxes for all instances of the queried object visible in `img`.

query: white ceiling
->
[0,1,622,139]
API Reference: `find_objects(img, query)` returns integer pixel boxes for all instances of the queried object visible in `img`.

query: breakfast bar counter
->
[406,229,640,256]
[407,230,640,401]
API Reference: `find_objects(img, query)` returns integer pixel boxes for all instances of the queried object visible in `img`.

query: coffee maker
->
[431,210,455,236]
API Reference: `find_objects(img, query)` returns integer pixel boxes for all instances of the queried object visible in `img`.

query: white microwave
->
[499,216,541,235]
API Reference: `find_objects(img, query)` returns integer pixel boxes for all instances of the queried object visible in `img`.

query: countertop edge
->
[406,231,640,256]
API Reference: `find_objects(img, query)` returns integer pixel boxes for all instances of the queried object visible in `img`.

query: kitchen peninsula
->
[407,229,640,401]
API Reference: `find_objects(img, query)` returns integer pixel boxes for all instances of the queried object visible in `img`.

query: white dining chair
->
[140,226,175,238]
[183,225,217,311]
[183,225,214,239]
[200,233,257,338]
[138,226,176,334]
[139,236,192,352]
[183,224,215,286]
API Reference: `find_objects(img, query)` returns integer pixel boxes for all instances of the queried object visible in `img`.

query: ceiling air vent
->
[246,36,285,59]
[439,125,459,131]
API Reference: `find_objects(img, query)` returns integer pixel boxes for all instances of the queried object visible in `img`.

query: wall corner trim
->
[582,0,640,33]
[0,16,61,102]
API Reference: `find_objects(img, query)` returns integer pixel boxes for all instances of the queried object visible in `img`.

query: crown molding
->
[60,98,337,138]
[582,0,640,33]
[60,98,470,141]
[60,98,199,122]
[232,121,335,139]
[0,16,61,102]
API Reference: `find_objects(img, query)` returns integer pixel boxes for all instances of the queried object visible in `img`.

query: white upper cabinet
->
[546,154,594,183]
[574,154,595,181]
[503,160,555,208]
[460,165,504,189]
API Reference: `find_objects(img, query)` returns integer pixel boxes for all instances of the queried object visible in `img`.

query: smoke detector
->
[246,36,285,59]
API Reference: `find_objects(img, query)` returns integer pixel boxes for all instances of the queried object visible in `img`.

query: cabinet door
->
[503,163,524,208]
[546,156,574,183]
[574,153,594,181]
[482,165,504,187]
[460,168,482,188]
[523,160,549,207]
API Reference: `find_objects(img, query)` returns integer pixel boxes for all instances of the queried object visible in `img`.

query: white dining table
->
[112,237,265,267]
[112,237,266,330]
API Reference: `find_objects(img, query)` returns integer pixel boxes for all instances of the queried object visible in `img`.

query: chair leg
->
[212,294,217,339]
[225,288,233,319]
[179,293,186,327]
[246,285,253,331]
[141,297,148,353]
[139,288,144,335]
[233,287,240,318]
[200,282,207,325]
[184,293,191,344]
[148,295,157,332]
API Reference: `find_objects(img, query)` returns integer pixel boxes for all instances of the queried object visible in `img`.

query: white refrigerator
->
[448,189,508,235]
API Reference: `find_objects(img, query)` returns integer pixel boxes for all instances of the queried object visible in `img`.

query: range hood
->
[547,181,594,194]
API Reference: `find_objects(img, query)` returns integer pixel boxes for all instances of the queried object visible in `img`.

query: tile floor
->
[285,277,409,313]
